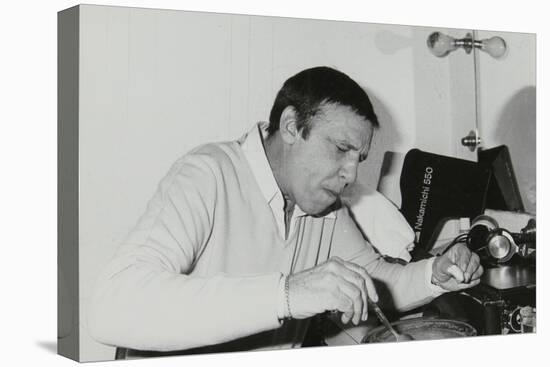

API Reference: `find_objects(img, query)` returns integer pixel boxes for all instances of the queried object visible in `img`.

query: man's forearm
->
[359,256,447,311]
[88,256,282,351]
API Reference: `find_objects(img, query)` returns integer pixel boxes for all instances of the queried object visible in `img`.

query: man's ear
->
[279,106,300,144]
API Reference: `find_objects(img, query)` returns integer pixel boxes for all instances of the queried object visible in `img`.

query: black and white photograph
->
[2,1,546,366]
[55,3,538,363]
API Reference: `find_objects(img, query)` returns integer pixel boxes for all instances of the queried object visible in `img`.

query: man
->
[88,66,482,354]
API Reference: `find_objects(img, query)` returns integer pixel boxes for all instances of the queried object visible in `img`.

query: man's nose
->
[339,160,358,186]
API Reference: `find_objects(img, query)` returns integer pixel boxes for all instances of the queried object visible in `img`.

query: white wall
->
[476,30,536,213]
[77,5,479,361]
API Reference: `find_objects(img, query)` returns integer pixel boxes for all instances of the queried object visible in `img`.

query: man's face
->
[285,103,374,215]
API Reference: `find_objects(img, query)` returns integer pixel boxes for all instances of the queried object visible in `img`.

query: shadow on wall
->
[343,90,403,204]
[36,340,57,355]
[493,86,536,214]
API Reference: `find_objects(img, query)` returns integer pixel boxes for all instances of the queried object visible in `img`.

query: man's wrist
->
[426,257,447,296]
[430,256,440,285]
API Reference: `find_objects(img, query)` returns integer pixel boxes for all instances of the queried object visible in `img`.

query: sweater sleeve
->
[87,153,282,352]
[330,206,446,311]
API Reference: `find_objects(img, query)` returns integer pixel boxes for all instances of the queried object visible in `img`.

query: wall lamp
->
[427,32,507,58]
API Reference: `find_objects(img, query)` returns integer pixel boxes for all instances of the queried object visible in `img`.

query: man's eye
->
[337,146,348,153]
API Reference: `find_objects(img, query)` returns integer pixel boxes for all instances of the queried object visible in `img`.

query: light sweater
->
[349,191,416,261]
[88,123,443,353]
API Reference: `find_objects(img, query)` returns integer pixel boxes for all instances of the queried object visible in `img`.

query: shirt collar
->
[239,122,335,219]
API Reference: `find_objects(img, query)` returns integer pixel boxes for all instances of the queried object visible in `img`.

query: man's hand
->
[432,243,484,291]
[287,257,378,325]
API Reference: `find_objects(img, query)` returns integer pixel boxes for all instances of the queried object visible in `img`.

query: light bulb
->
[427,32,457,57]
[481,36,507,58]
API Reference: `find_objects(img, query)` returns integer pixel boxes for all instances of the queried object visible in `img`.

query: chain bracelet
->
[284,275,293,319]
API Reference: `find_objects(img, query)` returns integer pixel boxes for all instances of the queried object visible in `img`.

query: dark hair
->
[267,66,379,138]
